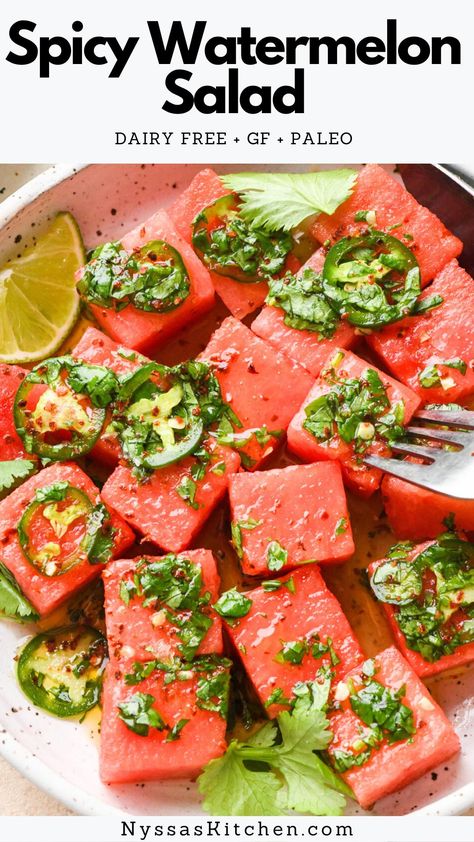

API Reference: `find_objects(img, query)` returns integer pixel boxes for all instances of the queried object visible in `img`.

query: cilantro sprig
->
[0,562,39,623]
[198,674,351,816]
[222,170,357,233]
[0,459,36,499]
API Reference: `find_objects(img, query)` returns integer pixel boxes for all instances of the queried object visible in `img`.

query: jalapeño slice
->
[77,239,190,313]
[13,357,106,461]
[18,483,95,577]
[112,367,206,475]
[322,231,426,329]
[192,194,294,284]
[17,625,107,717]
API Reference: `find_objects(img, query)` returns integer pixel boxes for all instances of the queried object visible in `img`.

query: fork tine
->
[390,441,438,460]
[414,408,474,429]
[364,454,434,481]
[406,425,469,445]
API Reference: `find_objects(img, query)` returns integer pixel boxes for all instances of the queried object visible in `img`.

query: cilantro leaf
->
[214,588,253,619]
[199,742,284,816]
[117,692,167,736]
[84,503,115,565]
[198,674,351,816]
[0,562,39,623]
[222,170,357,233]
[267,540,288,571]
[0,459,36,499]
[66,362,119,408]
[266,269,339,337]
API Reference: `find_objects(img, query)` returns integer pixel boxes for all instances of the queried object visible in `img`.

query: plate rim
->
[0,161,473,818]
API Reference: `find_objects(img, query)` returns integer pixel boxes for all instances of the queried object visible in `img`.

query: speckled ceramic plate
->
[0,164,473,817]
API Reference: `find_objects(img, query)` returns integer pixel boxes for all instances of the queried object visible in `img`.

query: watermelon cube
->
[103,549,223,663]
[74,327,241,550]
[224,564,363,717]
[251,248,357,378]
[311,164,462,285]
[0,363,29,460]
[368,260,474,404]
[327,646,460,808]
[287,348,420,496]
[72,326,144,466]
[81,209,215,356]
[229,462,354,576]
[168,167,269,319]
[100,655,230,783]
[201,316,314,470]
[0,462,134,616]
[101,440,240,553]
[382,473,474,541]
[368,538,474,677]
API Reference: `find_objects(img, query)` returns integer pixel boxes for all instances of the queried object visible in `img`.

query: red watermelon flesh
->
[228,462,354,576]
[168,167,279,319]
[83,210,214,356]
[287,348,420,496]
[100,440,240,553]
[251,248,357,377]
[72,327,144,466]
[224,564,363,718]
[103,549,223,663]
[368,260,474,404]
[0,462,134,616]
[0,364,29,460]
[311,164,462,285]
[200,316,314,470]
[327,647,460,808]
[99,658,229,783]
[382,473,474,541]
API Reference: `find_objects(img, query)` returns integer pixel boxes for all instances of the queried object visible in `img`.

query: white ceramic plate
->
[0,164,473,817]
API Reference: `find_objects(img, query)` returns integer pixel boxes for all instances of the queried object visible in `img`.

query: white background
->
[0,0,472,163]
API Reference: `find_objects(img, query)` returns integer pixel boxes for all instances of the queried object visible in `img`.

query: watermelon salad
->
[0,163,473,817]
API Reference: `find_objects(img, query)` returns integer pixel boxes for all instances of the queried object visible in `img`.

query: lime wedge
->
[0,212,85,364]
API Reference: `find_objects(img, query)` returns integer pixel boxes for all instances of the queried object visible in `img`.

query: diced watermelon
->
[201,316,314,470]
[103,549,223,662]
[224,565,363,717]
[311,164,462,284]
[251,249,357,377]
[73,327,241,549]
[229,462,354,576]
[382,473,474,541]
[72,326,143,466]
[327,647,460,807]
[287,348,420,496]
[368,543,474,677]
[368,260,474,404]
[83,210,214,356]
[167,167,275,319]
[99,657,229,783]
[0,364,29,460]
[0,462,134,616]
[101,440,240,553]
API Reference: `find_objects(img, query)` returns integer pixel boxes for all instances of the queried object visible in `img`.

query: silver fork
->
[364,408,474,499]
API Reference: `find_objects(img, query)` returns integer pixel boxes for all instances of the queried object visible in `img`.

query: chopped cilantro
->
[117,692,167,736]
[267,540,288,571]
[303,365,405,453]
[266,269,339,337]
[176,476,200,509]
[214,588,253,619]
[418,358,467,389]
[231,518,262,559]
[369,532,474,662]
